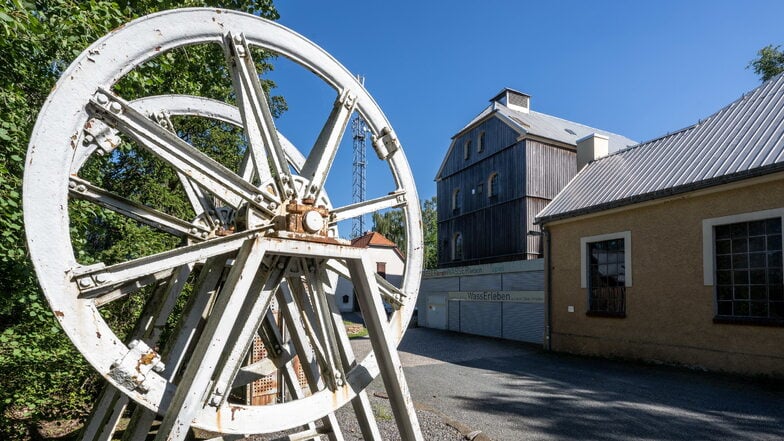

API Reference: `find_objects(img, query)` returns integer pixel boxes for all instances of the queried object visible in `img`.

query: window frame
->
[702,208,784,325]
[451,188,461,214]
[580,231,632,317]
[452,233,463,261]
[487,172,499,198]
[477,131,485,153]
[463,139,471,160]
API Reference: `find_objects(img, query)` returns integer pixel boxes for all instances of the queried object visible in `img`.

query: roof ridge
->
[525,108,635,143]
[585,75,784,165]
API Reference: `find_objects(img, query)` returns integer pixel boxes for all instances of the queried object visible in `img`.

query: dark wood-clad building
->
[435,88,635,268]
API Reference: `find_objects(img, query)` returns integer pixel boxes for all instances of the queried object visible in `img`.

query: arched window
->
[452,188,461,213]
[463,139,472,160]
[477,131,485,153]
[488,173,499,198]
[453,233,463,260]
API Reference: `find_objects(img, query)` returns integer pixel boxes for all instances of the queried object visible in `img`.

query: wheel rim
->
[24,8,422,434]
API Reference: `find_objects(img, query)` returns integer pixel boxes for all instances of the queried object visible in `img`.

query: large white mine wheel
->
[24,8,423,441]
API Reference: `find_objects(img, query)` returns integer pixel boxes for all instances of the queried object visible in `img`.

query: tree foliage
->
[749,44,784,82]
[0,1,280,439]
[371,196,437,270]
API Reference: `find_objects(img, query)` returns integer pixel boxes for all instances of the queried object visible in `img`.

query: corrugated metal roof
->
[455,102,637,152]
[537,73,784,224]
[437,99,637,181]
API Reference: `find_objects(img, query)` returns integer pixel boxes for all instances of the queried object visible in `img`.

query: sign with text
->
[448,290,544,303]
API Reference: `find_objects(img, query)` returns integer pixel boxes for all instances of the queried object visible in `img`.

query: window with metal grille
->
[714,217,783,321]
[588,238,626,315]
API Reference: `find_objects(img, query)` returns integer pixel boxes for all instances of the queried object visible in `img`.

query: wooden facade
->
[437,116,576,268]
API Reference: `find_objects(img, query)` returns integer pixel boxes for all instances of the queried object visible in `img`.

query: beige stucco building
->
[537,74,784,377]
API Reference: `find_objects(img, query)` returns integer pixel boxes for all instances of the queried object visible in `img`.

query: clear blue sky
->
[262,0,784,211]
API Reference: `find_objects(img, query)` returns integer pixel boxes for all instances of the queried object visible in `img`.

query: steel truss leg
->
[347,256,424,441]
[315,265,383,440]
[122,257,228,441]
[278,281,345,441]
[79,264,193,441]
[153,237,269,441]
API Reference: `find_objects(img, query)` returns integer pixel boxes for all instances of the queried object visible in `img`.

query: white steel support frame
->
[24,8,423,441]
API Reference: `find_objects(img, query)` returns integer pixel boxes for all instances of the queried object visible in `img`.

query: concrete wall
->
[418,259,544,344]
[547,176,784,377]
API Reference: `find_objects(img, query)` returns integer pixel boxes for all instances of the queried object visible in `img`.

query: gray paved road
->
[353,327,784,441]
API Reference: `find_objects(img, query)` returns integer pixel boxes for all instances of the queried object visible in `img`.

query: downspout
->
[543,226,552,351]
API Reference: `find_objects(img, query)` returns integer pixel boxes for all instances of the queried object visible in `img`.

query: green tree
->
[0,1,281,439]
[421,197,437,269]
[372,209,407,254]
[749,44,784,82]
[371,196,438,269]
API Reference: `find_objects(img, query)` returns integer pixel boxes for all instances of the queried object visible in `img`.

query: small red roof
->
[351,231,398,248]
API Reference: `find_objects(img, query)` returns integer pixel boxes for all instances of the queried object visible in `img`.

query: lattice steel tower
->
[351,75,368,238]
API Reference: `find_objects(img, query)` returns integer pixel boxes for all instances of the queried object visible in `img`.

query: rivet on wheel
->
[78,278,93,288]
[76,184,87,192]
[277,262,285,269]
[109,102,122,114]
[233,34,243,44]
[95,273,109,284]
[95,93,109,105]
[254,195,263,203]
[267,202,278,210]
[68,181,76,189]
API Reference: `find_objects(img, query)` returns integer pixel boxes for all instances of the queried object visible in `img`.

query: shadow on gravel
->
[398,328,784,440]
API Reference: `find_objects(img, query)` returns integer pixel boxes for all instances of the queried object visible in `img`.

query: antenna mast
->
[351,75,368,238]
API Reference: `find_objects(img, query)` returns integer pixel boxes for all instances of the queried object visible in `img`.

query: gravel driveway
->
[249,326,783,440]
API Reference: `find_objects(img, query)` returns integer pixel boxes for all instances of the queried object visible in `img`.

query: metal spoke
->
[87,88,279,213]
[329,191,407,224]
[300,90,356,200]
[224,32,294,198]
[154,237,268,441]
[69,176,209,240]
[72,230,260,299]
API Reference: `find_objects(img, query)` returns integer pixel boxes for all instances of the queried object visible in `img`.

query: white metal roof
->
[537,73,784,224]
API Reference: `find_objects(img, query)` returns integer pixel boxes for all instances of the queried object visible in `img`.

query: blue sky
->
[263,0,784,212]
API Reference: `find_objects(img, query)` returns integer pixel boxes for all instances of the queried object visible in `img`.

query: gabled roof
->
[351,231,398,248]
[351,231,405,260]
[435,99,637,181]
[537,73,784,224]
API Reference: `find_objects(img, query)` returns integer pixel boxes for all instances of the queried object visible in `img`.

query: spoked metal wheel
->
[24,8,422,441]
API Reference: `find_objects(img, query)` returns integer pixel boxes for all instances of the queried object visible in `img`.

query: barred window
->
[588,238,626,315]
[714,218,783,321]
